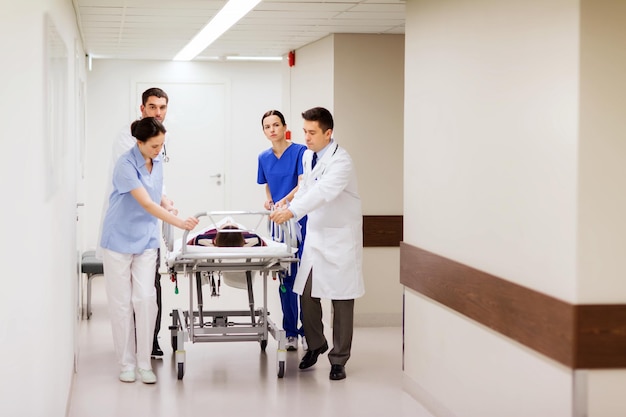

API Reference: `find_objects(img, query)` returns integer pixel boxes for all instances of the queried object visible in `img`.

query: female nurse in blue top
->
[257,110,308,351]
[100,117,198,384]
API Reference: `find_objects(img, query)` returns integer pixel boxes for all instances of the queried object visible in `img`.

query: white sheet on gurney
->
[168,239,293,262]
[167,227,295,264]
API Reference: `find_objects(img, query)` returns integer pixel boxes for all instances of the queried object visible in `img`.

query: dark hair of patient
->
[261,109,286,127]
[130,117,166,143]
[214,225,245,247]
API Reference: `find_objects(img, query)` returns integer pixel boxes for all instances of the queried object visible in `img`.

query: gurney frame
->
[164,211,298,380]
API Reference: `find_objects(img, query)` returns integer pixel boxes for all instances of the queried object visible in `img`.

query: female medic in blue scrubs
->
[100,117,198,384]
[257,110,308,351]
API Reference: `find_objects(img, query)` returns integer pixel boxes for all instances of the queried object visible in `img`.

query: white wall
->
[403,0,578,415]
[403,0,626,416]
[0,1,85,416]
[287,33,405,325]
[577,1,626,414]
[406,0,579,302]
[333,33,404,216]
[404,290,572,417]
[82,60,283,251]
[334,34,405,325]
[577,0,626,302]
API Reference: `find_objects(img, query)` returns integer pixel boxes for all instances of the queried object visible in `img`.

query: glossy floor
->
[68,276,434,417]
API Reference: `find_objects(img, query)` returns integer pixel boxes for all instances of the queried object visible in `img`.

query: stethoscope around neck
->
[162,144,170,163]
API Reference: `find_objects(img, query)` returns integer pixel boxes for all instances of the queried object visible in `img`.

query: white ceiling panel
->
[74,0,406,60]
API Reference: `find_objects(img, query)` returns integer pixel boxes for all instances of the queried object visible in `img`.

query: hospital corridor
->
[67,276,434,417]
[6,1,626,416]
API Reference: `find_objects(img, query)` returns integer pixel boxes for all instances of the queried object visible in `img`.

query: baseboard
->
[402,373,457,417]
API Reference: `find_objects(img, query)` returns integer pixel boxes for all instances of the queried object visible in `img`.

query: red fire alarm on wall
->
[288,50,296,67]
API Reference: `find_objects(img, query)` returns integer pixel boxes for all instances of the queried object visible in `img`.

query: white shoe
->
[285,336,298,351]
[302,336,308,351]
[137,368,157,384]
[119,370,136,383]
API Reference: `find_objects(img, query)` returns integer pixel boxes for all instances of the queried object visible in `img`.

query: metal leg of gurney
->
[263,271,286,378]
[170,308,187,380]
[246,270,257,326]
[195,272,204,328]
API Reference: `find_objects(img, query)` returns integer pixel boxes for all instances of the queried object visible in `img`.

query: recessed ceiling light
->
[173,0,262,61]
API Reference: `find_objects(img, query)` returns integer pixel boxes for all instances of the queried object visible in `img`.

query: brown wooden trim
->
[363,215,403,247]
[400,242,626,369]
[576,305,626,368]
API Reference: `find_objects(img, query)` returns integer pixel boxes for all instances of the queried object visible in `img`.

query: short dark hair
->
[142,87,169,105]
[301,107,333,132]
[214,225,245,247]
[130,117,166,143]
[261,109,286,127]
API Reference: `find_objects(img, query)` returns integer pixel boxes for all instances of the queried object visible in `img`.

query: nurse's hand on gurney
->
[161,195,178,215]
[131,187,199,231]
[177,216,199,231]
[269,206,294,225]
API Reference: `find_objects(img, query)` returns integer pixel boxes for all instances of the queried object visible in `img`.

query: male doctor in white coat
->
[270,106,364,381]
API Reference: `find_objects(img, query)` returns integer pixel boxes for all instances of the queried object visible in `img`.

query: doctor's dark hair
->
[141,87,169,105]
[261,109,286,126]
[301,107,334,132]
[130,117,167,143]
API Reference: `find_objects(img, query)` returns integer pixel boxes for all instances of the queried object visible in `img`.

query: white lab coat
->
[289,141,365,300]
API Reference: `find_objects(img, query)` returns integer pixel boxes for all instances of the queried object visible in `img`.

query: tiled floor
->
[68,275,434,417]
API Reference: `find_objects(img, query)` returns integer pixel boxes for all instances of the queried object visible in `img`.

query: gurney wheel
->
[177,362,185,380]
[277,361,285,378]
[260,339,267,352]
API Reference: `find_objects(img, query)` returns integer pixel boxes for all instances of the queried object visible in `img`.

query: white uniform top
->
[288,141,365,300]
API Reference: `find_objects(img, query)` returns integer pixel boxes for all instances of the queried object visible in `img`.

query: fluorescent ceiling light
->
[173,0,262,61]
[225,56,282,61]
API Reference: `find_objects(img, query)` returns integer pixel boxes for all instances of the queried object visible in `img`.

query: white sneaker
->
[137,368,157,384]
[302,336,308,351]
[285,336,298,351]
[119,370,136,383]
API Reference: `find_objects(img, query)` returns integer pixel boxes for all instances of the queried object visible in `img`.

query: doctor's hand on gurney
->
[269,206,294,225]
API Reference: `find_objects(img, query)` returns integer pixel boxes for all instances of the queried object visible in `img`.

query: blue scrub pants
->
[280,266,303,338]
[280,218,306,338]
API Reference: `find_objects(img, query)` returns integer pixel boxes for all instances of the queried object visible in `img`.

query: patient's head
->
[214,224,245,247]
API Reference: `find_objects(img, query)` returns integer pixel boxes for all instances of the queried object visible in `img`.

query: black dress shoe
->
[299,342,328,369]
[329,364,346,380]
[151,341,163,357]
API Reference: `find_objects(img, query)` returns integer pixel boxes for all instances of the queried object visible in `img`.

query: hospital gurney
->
[163,211,299,379]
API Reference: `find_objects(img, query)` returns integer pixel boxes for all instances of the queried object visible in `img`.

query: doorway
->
[135,81,228,239]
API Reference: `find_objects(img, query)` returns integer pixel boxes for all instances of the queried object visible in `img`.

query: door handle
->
[210,173,222,185]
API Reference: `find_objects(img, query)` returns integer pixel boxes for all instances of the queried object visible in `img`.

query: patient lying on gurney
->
[187,221,264,290]
[187,222,266,247]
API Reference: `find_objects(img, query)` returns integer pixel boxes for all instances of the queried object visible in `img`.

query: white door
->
[135,82,228,237]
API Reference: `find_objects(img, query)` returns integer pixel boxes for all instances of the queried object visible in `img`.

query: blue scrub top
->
[257,143,306,202]
[100,145,164,254]
[257,142,308,243]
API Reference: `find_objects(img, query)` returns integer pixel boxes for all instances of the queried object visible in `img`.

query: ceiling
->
[73,0,406,61]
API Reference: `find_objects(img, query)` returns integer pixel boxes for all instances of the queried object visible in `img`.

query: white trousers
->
[102,248,158,371]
